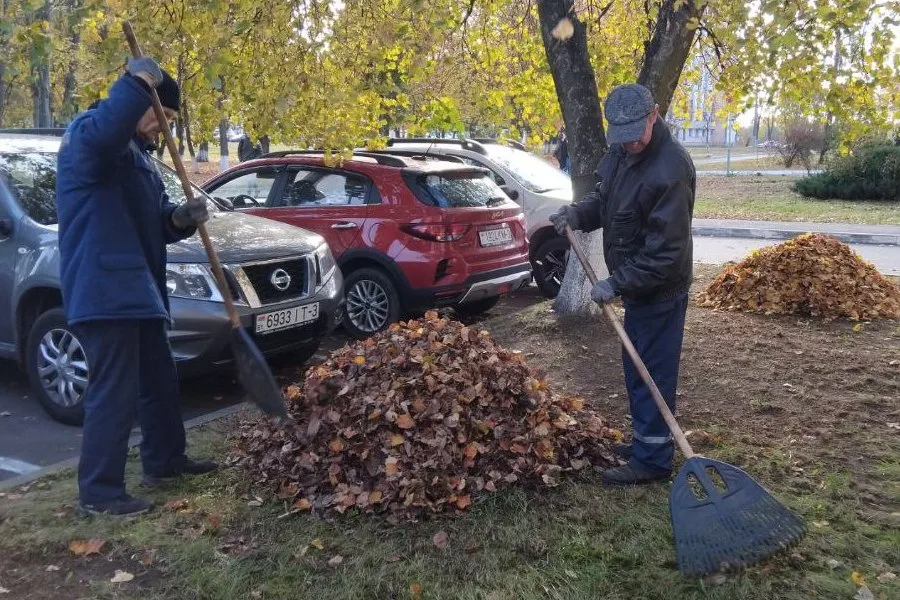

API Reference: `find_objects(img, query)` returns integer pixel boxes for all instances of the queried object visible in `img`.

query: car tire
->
[342,268,401,339]
[532,236,570,299]
[453,296,500,318]
[25,308,88,426]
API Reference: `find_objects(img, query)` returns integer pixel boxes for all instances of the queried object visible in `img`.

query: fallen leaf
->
[44,565,60,572]
[0,586,8,594]
[311,538,324,550]
[826,559,841,569]
[388,555,403,562]
[852,572,866,586]
[433,530,449,549]
[110,570,134,583]
[328,555,344,567]
[207,513,223,529]
[410,582,423,599]
[368,490,383,504]
[329,438,345,453]
[69,538,106,556]
[292,498,312,511]
[551,17,575,40]
[395,414,415,429]
[163,498,189,511]
[812,520,829,528]
[139,551,154,566]
[354,355,366,365]
[877,572,896,583]
[852,323,863,333]
[855,586,875,600]
[385,457,400,476]
[389,434,405,447]
[247,499,263,507]
[455,495,472,510]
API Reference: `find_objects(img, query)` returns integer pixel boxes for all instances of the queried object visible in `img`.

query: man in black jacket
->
[551,83,695,485]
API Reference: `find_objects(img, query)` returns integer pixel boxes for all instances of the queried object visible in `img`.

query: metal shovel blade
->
[669,457,807,576]
[230,327,289,420]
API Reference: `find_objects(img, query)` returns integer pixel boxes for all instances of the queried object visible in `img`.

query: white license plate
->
[256,302,319,334]
[479,226,513,247]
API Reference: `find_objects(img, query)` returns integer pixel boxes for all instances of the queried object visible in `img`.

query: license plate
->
[479,225,513,247]
[256,302,319,334]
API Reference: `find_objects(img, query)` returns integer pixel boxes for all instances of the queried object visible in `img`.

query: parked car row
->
[0,130,573,425]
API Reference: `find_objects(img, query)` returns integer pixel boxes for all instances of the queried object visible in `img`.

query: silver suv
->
[0,130,344,425]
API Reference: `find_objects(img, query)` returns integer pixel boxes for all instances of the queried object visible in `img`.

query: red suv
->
[202,152,531,338]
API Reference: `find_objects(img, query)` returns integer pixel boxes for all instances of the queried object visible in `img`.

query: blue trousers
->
[74,319,186,504]
[622,293,688,473]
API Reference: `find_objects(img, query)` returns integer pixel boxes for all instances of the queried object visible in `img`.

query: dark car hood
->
[167,211,323,264]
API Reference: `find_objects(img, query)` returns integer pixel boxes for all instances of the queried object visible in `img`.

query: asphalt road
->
[1,238,896,484]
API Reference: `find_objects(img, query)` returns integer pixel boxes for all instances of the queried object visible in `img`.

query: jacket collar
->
[623,120,668,166]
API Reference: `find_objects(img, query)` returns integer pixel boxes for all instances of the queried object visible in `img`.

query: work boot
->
[76,494,153,518]
[612,443,634,459]
[602,461,671,486]
[141,458,218,488]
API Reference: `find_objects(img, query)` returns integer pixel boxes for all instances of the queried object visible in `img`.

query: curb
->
[692,226,899,247]
[0,403,245,492]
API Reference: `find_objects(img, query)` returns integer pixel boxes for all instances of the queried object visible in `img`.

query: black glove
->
[549,205,581,235]
[127,57,163,88]
[590,278,617,304]
[171,197,209,229]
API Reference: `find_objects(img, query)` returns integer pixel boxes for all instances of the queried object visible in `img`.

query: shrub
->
[794,144,900,201]
[777,120,824,170]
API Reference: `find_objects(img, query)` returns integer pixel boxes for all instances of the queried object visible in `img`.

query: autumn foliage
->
[696,234,900,321]
[228,312,622,521]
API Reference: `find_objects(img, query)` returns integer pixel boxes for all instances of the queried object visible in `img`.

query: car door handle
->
[331,222,358,229]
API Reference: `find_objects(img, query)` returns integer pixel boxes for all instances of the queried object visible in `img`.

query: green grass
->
[2,424,897,600]
[695,176,900,224]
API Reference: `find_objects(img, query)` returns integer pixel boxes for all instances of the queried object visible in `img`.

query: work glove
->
[549,205,581,236]
[171,197,209,229]
[127,57,163,88]
[590,278,617,304]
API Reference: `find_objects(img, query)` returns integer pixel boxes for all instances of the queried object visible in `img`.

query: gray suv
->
[0,131,344,425]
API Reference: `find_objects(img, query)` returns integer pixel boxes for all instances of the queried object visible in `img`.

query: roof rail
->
[0,128,66,136]
[386,137,488,155]
[472,138,526,150]
[259,149,408,168]
[361,149,465,164]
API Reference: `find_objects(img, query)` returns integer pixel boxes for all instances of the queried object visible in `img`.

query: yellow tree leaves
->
[229,311,622,521]
[697,234,900,321]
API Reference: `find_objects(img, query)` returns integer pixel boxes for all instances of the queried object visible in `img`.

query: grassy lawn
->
[696,156,785,172]
[1,267,898,599]
[695,176,900,225]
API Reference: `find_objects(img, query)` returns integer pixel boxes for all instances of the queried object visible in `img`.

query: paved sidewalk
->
[693,218,900,246]
[696,169,820,176]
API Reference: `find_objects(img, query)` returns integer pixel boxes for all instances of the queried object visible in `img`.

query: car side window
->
[278,169,369,207]
[210,168,278,208]
[459,157,505,186]
[0,152,57,225]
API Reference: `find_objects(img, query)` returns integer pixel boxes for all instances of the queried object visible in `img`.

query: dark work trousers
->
[74,319,186,504]
[621,292,689,473]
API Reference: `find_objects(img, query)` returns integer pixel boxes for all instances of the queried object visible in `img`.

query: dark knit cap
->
[157,69,180,111]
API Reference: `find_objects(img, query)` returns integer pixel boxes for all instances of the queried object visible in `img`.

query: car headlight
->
[166,263,223,301]
[315,243,337,285]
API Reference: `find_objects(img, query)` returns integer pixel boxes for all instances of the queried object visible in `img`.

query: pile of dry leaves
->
[696,233,900,321]
[227,312,622,521]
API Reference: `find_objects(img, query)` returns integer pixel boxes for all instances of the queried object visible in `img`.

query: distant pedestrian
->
[554,128,569,173]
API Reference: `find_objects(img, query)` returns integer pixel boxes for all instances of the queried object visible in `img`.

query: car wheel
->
[532,236,570,299]
[25,308,87,426]
[453,296,500,318]
[343,268,400,339]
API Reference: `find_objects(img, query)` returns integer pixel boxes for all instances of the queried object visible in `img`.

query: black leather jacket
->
[571,121,696,305]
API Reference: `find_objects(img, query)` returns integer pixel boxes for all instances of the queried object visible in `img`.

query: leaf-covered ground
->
[0,266,897,599]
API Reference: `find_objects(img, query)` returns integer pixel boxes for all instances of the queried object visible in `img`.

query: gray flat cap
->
[604,84,655,145]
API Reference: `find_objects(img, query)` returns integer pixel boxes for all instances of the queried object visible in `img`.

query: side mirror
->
[0,217,13,237]
[500,185,519,201]
[215,197,234,211]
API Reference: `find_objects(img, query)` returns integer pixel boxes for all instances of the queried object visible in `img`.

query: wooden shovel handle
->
[563,225,695,459]
[122,21,241,329]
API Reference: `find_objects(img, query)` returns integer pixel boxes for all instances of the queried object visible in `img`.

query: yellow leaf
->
[293,498,312,511]
[369,490,383,504]
[69,538,106,556]
[456,495,472,509]
[329,438,345,453]
[109,570,134,583]
[395,414,415,429]
[354,355,366,365]
[389,434,405,447]
[311,538,324,550]
[852,571,866,586]
[385,457,400,475]
[852,323,862,332]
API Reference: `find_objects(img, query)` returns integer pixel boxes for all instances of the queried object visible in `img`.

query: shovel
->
[563,225,805,576]
[122,22,288,421]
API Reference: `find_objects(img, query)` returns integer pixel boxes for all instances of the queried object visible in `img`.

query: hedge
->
[794,144,900,201]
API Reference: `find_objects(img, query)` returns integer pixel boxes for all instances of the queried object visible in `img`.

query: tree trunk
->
[0,65,6,128]
[30,0,53,127]
[536,0,609,314]
[260,134,270,155]
[59,0,81,123]
[820,33,842,165]
[636,0,701,119]
[537,0,700,314]
[198,141,209,162]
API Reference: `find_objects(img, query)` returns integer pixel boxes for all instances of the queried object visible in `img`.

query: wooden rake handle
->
[563,225,695,459]
[122,21,241,330]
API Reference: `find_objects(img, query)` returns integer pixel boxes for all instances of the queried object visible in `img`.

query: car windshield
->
[0,151,218,226]
[484,144,571,193]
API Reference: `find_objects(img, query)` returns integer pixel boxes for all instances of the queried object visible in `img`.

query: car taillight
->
[402,223,470,242]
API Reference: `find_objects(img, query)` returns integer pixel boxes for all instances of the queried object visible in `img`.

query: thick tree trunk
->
[30,0,52,127]
[536,0,609,315]
[59,0,81,123]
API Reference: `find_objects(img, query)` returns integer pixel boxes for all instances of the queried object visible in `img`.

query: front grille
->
[241,259,308,305]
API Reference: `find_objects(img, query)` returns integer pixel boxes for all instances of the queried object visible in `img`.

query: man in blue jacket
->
[57,57,215,516]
